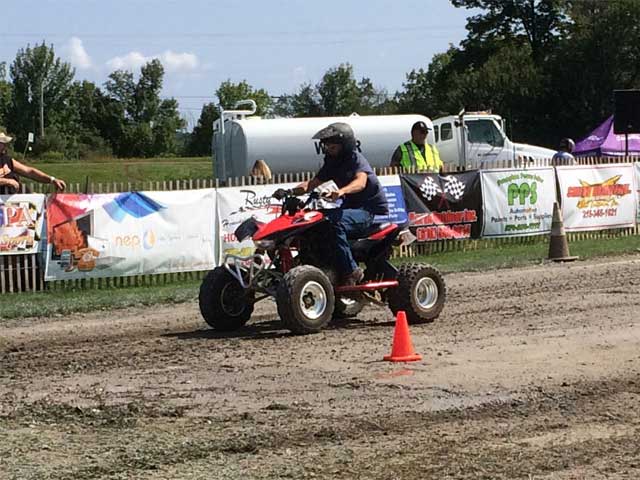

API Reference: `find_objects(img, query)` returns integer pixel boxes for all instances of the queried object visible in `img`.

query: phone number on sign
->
[582,208,617,219]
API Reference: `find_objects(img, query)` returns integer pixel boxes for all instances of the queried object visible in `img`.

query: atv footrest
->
[335,280,399,293]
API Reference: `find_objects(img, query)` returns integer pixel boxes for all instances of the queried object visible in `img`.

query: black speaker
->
[614,89,640,134]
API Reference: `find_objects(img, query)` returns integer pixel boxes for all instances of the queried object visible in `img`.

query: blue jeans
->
[323,208,374,276]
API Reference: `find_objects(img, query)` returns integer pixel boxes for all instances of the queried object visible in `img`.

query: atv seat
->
[348,222,398,240]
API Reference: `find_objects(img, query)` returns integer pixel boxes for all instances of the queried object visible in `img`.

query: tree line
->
[1,0,638,160]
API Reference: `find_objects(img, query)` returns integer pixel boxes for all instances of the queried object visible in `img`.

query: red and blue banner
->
[44,190,217,280]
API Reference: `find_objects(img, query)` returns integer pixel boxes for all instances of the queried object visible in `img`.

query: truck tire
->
[276,265,335,335]
[199,267,254,331]
[388,263,446,324]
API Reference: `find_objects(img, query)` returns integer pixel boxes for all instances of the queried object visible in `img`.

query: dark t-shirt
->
[0,153,20,195]
[316,151,389,215]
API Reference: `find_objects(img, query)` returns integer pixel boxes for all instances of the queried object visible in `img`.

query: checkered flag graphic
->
[419,176,442,201]
[442,175,466,200]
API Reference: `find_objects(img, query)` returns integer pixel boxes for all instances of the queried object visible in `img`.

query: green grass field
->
[24,156,213,186]
[1,235,638,320]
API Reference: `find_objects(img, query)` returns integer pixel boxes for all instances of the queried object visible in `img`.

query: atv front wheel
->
[276,265,335,335]
[388,263,446,324]
[199,267,254,331]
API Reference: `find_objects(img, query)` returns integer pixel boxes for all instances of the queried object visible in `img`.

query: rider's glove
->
[272,188,290,200]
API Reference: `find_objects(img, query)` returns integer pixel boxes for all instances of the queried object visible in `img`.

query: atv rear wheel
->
[388,263,446,324]
[199,267,254,331]
[276,265,335,335]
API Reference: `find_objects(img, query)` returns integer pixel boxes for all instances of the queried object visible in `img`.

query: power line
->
[2,25,465,39]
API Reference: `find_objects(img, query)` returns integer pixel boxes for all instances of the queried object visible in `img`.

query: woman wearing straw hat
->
[0,132,66,195]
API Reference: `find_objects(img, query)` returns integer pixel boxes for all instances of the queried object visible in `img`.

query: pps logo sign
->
[498,172,544,207]
[507,182,538,206]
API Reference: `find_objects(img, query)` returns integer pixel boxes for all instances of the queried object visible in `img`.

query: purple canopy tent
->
[574,115,640,157]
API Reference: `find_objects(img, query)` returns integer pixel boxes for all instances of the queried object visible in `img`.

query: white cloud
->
[66,37,92,69]
[161,51,199,73]
[105,50,199,73]
[106,51,148,71]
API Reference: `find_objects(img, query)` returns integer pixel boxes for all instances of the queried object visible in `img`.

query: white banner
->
[480,168,556,237]
[44,189,217,280]
[0,194,46,255]
[217,182,298,263]
[557,164,637,231]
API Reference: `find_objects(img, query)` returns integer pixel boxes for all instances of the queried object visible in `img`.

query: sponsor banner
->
[635,162,640,223]
[44,189,217,280]
[217,182,299,262]
[376,175,408,225]
[557,164,637,231]
[400,172,482,241]
[480,168,556,238]
[0,194,46,255]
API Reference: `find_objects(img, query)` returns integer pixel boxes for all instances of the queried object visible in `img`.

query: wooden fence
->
[2,156,639,294]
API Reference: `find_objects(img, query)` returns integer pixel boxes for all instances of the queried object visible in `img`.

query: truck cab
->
[432,112,555,169]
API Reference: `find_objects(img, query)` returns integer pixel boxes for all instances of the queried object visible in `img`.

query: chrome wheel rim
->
[414,276,438,310]
[299,281,327,319]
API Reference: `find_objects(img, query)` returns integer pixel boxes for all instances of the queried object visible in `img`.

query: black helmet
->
[312,122,357,153]
[559,137,575,153]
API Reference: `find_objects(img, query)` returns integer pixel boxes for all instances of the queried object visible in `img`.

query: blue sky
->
[3,0,474,128]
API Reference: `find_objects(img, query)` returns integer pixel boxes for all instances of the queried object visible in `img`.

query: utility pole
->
[39,81,45,138]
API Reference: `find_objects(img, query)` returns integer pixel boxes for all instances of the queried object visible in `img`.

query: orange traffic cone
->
[548,202,579,262]
[384,311,422,362]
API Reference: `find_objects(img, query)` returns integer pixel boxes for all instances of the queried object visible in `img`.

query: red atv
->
[199,190,446,335]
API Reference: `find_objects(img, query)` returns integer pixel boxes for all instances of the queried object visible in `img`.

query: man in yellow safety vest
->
[390,121,443,173]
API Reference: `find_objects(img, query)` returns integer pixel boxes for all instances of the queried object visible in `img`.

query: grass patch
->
[24,156,213,185]
[0,279,201,320]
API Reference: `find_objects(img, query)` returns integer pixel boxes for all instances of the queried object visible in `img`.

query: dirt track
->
[2,255,640,479]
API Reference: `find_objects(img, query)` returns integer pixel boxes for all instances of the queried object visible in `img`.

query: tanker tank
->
[213,113,433,180]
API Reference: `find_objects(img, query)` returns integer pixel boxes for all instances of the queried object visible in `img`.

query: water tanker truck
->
[213,101,554,180]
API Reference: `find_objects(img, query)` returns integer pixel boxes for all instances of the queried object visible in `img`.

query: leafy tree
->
[187,80,272,156]
[274,83,323,118]
[94,92,126,156]
[0,62,12,130]
[64,80,112,157]
[187,103,218,156]
[451,0,569,62]
[395,49,455,116]
[134,59,163,122]
[8,42,75,150]
[104,60,183,157]
[216,80,272,116]
[152,98,186,155]
[544,0,640,141]
[104,70,135,120]
[275,64,390,117]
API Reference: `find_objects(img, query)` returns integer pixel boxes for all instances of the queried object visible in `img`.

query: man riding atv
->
[273,122,388,286]
[198,122,446,335]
